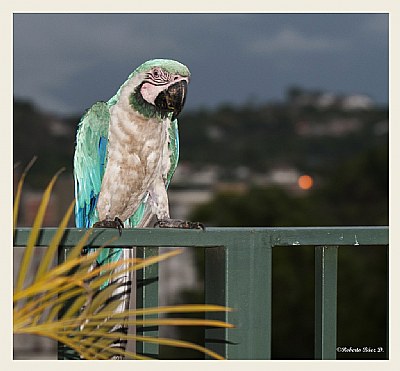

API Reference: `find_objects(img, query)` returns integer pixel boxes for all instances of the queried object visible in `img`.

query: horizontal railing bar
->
[269,226,388,247]
[13,226,388,248]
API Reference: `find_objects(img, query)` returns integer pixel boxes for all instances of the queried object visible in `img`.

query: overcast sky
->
[13,13,388,116]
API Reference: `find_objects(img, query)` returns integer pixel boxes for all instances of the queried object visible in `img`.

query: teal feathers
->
[74,102,110,229]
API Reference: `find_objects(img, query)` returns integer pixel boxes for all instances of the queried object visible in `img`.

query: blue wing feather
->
[74,102,110,229]
[98,136,107,178]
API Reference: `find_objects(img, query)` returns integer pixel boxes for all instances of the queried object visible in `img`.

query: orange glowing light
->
[298,175,313,190]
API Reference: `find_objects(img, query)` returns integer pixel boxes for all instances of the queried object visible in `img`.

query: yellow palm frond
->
[13,166,233,360]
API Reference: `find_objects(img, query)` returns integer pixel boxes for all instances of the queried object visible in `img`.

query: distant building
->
[295,118,363,137]
[315,92,338,108]
[287,87,375,110]
[341,94,374,110]
[168,164,217,219]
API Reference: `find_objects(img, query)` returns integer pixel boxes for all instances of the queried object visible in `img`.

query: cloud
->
[249,27,349,55]
[13,14,388,115]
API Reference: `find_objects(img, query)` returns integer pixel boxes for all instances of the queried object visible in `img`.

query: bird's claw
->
[154,219,205,230]
[93,217,124,236]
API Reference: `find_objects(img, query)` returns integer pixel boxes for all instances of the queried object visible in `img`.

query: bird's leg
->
[93,217,124,236]
[154,218,205,230]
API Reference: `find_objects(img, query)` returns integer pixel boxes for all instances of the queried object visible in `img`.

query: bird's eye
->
[153,69,159,77]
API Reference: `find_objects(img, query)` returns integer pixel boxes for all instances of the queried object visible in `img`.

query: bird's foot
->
[154,218,205,230]
[93,217,124,236]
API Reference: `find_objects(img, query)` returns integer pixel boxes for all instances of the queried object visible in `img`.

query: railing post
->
[314,245,338,360]
[204,245,227,359]
[205,231,272,359]
[136,246,159,358]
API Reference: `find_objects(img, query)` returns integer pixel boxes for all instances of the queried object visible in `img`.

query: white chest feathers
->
[96,101,172,222]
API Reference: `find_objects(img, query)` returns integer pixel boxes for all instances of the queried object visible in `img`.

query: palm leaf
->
[13,167,233,360]
[15,167,65,292]
[13,156,37,233]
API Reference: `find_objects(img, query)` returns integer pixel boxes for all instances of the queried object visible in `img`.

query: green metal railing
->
[14,226,389,360]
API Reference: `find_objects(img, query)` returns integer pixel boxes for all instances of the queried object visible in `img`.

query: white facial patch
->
[140,82,168,105]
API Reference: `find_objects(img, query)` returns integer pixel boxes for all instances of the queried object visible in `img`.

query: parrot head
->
[125,59,190,120]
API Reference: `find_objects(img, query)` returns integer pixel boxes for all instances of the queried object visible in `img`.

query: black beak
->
[154,80,187,120]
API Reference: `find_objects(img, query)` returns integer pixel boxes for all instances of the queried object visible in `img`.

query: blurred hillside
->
[179,87,387,181]
[13,86,388,225]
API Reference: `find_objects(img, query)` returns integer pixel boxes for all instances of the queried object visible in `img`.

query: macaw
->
[73,59,202,358]
[74,58,203,246]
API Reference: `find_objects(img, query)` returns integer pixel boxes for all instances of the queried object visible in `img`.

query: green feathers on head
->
[131,59,190,79]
